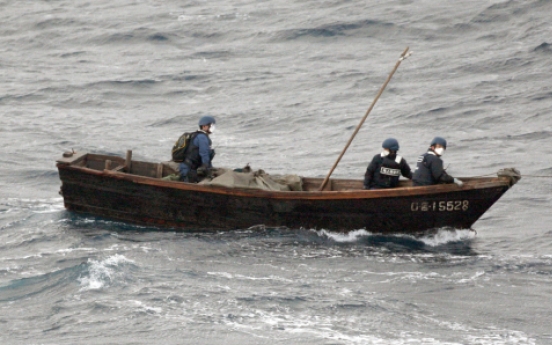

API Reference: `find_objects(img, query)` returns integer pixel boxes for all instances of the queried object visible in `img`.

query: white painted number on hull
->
[411,200,469,212]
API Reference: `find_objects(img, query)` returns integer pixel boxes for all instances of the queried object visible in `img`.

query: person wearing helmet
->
[412,137,463,187]
[179,116,216,183]
[363,138,413,189]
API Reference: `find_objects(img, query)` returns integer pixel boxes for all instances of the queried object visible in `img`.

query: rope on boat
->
[470,173,552,178]
[468,173,496,178]
[471,174,552,178]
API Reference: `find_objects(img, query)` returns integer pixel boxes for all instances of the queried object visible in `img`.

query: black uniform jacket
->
[412,151,454,186]
[364,153,413,189]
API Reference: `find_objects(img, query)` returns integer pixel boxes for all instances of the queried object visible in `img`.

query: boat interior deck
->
[58,151,501,192]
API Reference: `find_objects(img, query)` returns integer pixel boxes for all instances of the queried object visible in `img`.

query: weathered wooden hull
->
[57,152,518,234]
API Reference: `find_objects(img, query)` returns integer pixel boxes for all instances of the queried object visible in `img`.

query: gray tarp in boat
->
[161,162,303,191]
[199,168,302,191]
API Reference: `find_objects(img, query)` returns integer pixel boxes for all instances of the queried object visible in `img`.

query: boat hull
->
[57,161,513,233]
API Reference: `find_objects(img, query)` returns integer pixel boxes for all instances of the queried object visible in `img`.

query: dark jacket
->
[364,153,413,189]
[184,131,214,170]
[412,150,454,186]
[179,131,215,183]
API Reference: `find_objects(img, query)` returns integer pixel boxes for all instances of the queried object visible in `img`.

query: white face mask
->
[208,124,215,133]
[434,147,445,156]
[381,150,390,157]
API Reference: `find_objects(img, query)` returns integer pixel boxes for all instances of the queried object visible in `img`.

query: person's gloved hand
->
[453,178,463,187]
[197,165,209,177]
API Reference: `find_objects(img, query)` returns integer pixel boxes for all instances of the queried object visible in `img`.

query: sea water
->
[1,1,552,344]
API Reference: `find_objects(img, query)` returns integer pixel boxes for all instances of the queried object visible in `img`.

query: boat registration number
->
[411,200,469,212]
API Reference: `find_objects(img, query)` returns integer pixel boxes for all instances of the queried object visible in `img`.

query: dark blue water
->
[1,0,552,344]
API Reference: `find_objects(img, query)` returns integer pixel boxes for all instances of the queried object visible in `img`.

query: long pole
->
[318,47,411,191]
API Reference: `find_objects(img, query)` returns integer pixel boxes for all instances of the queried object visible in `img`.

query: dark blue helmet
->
[382,138,399,152]
[430,136,447,149]
[198,116,216,127]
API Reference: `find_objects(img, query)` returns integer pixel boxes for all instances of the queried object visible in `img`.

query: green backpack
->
[171,132,197,162]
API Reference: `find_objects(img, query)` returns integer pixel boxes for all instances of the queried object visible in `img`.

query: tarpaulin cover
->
[199,168,303,191]
[161,162,303,191]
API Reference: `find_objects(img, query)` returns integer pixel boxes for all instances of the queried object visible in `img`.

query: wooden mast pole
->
[318,47,411,191]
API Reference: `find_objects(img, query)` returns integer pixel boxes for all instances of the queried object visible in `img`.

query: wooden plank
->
[301,178,323,192]
[86,154,125,171]
[156,163,163,178]
[56,151,88,165]
[105,160,112,170]
[125,150,132,173]
[130,161,158,178]
[88,154,125,164]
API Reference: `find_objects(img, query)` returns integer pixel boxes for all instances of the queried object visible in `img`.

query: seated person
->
[412,136,463,187]
[364,138,412,189]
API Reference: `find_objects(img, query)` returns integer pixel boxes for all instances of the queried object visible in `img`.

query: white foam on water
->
[0,207,14,215]
[418,229,476,247]
[457,270,486,284]
[466,330,536,345]
[177,14,212,22]
[78,254,134,291]
[207,271,293,282]
[379,271,442,284]
[56,247,96,254]
[224,311,469,345]
[225,309,536,345]
[31,203,65,214]
[315,229,372,242]
[207,271,234,279]
[235,274,293,282]
[339,287,352,295]
[128,300,163,314]
[4,197,64,214]
[315,228,475,246]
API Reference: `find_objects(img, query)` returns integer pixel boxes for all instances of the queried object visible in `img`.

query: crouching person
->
[179,116,216,183]
[364,138,413,190]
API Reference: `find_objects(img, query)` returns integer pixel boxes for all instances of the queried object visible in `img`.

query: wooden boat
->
[56,151,520,234]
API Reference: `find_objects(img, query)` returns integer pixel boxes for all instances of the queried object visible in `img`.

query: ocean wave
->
[531,91,552,101]
[315,229,372,242]
[315,228,475,247]
[90,29,180,46]
[275,19,395,40]
[2,197,64,212]
[78,254,136,291]
[34,17,85,30]
[533,42,552,53]
[418,229,476,247]
[0,264,85,302]
[85,79,160,89]
[1,0,551,342]
[207,271,293,283]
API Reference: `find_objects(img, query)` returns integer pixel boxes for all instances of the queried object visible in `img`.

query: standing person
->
[412,136,463,187]
[179,116,216,183]
[364,138,413,189]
